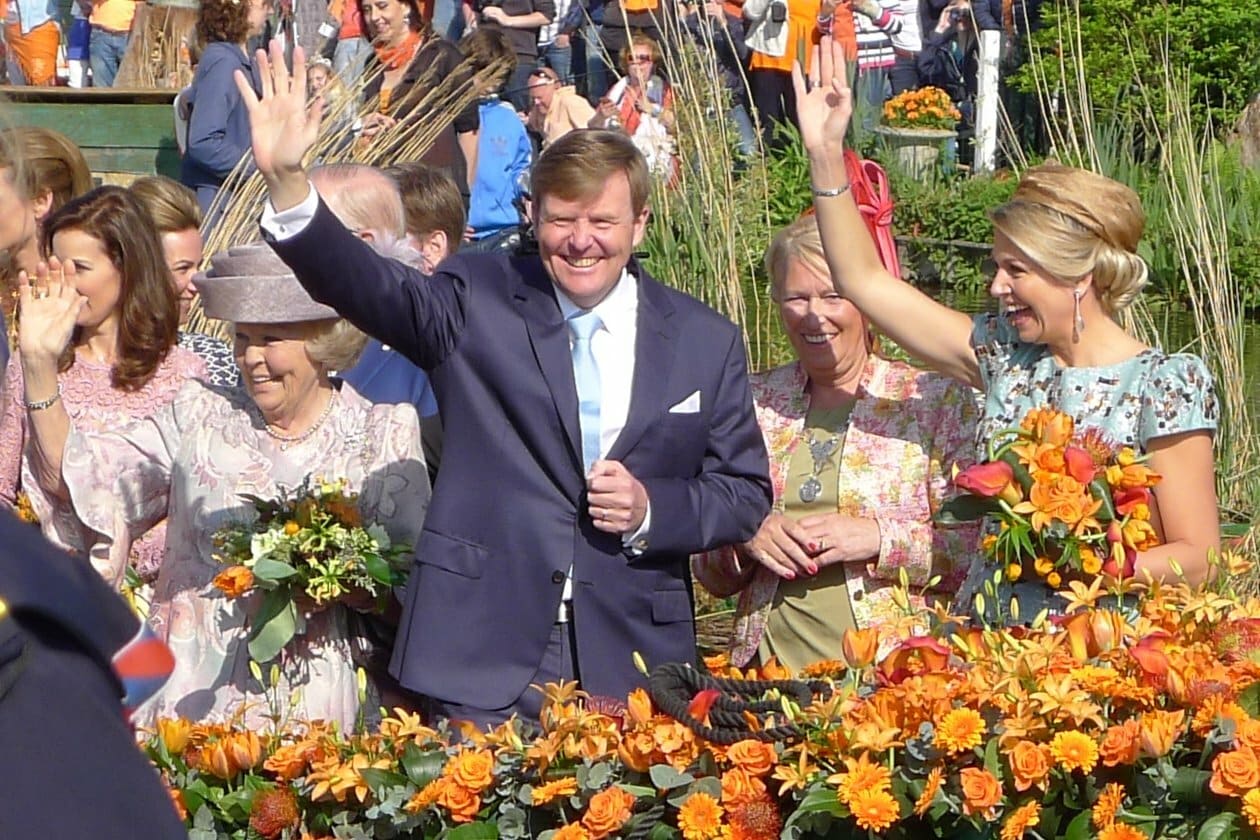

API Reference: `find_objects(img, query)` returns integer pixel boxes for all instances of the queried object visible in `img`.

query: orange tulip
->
[1129,632,1171,683]
[158,718,193,755]
[225,731,263,772]
[686,689,722,725]
[842,627,880,669]
[1054,611,1093,662]
[955,461,1023,506]
[1138,709,1185,758]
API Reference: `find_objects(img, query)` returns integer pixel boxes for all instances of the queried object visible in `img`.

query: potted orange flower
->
[875,86,961,175]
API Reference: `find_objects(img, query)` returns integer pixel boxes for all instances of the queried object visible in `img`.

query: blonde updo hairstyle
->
[990,162,1148,317]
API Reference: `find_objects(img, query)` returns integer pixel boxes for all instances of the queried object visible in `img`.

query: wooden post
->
[973,28,1002,174]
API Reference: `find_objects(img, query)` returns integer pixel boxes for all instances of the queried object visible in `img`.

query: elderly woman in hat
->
[56,244,430,728]
[794,39,1219,622]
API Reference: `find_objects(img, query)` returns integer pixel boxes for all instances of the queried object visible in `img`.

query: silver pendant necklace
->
[798,431,841,503]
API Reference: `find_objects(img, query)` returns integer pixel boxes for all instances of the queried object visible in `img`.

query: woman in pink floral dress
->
[694,216,981,672]
[0,187,205,593]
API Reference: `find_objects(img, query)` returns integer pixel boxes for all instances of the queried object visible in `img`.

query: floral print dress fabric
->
[61,380,430,729]
[956,313,1220,619]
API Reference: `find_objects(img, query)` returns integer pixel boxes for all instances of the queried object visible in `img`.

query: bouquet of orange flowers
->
[882,86,961,131]
[940,407,1162,591]
[211,477,411,663]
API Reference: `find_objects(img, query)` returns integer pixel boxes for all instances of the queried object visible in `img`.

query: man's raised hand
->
[233,41,323,210]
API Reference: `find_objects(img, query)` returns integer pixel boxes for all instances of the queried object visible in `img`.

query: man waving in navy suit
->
[239,44,772,729]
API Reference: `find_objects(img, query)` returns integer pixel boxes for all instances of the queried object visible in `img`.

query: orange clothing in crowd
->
[5,20,59,85]
[748,0,854,73]
[90,0,137,32]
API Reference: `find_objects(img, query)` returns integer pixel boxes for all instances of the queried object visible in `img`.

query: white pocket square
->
[668,390,702,414]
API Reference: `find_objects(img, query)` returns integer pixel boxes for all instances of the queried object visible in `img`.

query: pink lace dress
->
[0,348,207,588]
[61,380,430,729]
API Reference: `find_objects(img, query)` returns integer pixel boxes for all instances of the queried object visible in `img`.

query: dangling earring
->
[1072,288,1085,343]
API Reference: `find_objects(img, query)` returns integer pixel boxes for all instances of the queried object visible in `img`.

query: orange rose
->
[1008,741,1051,792]
[582,786,638,839]
[618,731,655,773]
[727,740,777,777]
[1210,746,1260,797]
[721,768,767,805]
[446,748,495,793]
[436,779,481,824]
[959,768,1002,818]
[1099,720,1141,767]
[265,741,317,781]
[212,566,255,598]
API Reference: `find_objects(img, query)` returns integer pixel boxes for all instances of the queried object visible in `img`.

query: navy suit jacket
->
[269,201,772,708]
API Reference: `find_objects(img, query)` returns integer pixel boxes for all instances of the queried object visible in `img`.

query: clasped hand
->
[739,512,880,580]
[585,460,648,536]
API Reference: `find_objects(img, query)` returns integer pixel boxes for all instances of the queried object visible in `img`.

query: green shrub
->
[1013,0,1260,136]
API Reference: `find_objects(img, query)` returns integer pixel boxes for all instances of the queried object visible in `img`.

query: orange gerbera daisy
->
[1092,782,1125,829]
[1000,801,1041,840]
[913,767,944,816]
[829,752,893,804]
[1049,731,1099,774]
[935,708,986,755]
[848,788,900,832]
[553,825,593,840]
[1097,823,1146,840]
[1243,788,1260,832]
[677,793,725,840]
[531,777,580,806]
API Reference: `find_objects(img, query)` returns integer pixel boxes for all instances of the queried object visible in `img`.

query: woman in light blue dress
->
[788,39,1220,622]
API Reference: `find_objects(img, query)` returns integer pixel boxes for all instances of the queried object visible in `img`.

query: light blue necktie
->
[568,310,603,472]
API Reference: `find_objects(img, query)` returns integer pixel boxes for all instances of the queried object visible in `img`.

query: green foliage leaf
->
[247,589,298,663]
[785,787,845,822]
[1197,812,1239,840]
[363,551,393,586]
[443,823,499,840]
[251,557,299,583]
[401,743,446,787]
[1170,767,1213,804]
[936,495,1002,524]
[1063,810,1093,840]
[359,767,409,792]
[1238,682,1260,719]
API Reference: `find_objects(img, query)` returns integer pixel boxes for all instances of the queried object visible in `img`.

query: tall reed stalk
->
[637,12,780,368]
[188,55,501,337]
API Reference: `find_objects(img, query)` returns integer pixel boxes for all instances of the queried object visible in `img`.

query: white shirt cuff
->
[623,501,651,554]
[259,183,319,241]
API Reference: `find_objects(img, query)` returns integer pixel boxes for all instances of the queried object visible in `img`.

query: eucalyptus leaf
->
[649,764,694,790]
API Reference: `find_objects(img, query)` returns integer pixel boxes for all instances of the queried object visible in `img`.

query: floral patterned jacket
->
[692,355,982,666]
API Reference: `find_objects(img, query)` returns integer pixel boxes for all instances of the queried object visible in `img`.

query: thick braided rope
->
[646,662,832,745]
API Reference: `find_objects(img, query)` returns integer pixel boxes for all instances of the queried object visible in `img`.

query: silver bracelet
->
[812,181,852,198]
[25,384,61,412]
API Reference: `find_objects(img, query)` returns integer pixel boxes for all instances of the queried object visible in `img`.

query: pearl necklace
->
[265,391,337,451]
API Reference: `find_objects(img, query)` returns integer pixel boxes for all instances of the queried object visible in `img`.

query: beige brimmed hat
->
[195,243,340,324]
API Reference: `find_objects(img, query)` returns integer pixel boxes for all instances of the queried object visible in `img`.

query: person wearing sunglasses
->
[591,34,677,179]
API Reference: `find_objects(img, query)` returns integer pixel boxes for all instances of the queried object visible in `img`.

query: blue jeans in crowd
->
[432,0,465,41]
[540,40,572,84]
[333,35,370,84]
[90,25,129,87]
[579,19,608,103]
